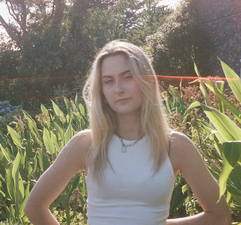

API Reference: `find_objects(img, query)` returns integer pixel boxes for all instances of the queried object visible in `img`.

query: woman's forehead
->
[101,54,131,75]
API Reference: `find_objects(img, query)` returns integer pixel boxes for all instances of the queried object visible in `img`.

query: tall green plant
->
[187,60,241,211]
[0,96,88,224]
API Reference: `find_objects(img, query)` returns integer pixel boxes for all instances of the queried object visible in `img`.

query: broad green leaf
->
[218,142,241,198]
[75,94,79,108]
[43,128,55,155]
[221,60,241,103]
[215,81,225,113]
[215,80,225,93]
[187,102,241,141]
[231,195,241,207]
[51,100,66,124]
[64,97,71,114]
[12,151,21,207]
[182,184,187,194]
[169,85,182,99]
[168,85,185,114]
[41,104,48,115]
[20,148,26,171]
[51,131,60,153]
[6,165,14,200]
[220,142,241,167]
[79,103,85,116]
[7,126,22,148]
[227,165,241,206]
[19,183,30,218]
[162,91,172,114]
[193,79,241,124]
[38,150,50,171]
[70,175,81,194]
[64,123,73,145]
[72,113,82,130]
[23,111,41,139]
[18,174,24,202]
[71,100,78,113]
[53,122,64,145]
[208,168,220,181]
[229,165,241,191]
[209,130,226,154]
[12,151,21,184]
[66,113,70,123]
[0,189,5,198]
[41,104,51,129]
[0,144,12,162]
[193,60,211,106]
[27,163,32,176]
[219,162,232,199]
[32,156,38,174]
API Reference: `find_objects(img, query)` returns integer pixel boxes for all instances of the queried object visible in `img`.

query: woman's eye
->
[123,74,133,80]
[105,79,113,84]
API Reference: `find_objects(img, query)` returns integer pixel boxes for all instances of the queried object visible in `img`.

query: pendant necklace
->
[118,136,143,153]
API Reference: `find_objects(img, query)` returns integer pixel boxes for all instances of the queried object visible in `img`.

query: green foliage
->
[0,0,171,120]
[0,96,88,224]
[146,0,212,76]
[0,39,20,78]
[165,61,241,222]
[186,61,241,212]
[0,0,171,79]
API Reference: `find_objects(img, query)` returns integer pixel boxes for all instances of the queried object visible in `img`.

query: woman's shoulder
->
[70,129,92,150]
[60,129,92,169]
[169,130,197,174]
[169,130,198,155]
[169,130,188,151]
[169,130,190,145]
[74,129,92,140]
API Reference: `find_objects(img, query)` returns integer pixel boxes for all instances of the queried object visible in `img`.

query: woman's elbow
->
[224,209,232,225]
[24,199,35,219]
[24,197,45,219]
[214,207,232,225]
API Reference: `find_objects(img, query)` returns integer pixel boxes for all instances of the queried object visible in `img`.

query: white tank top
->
[86,134,175,225]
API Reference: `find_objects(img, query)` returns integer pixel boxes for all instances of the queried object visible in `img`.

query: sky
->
[0,0,181,36]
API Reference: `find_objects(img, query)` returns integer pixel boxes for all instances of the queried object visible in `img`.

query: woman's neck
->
[116,113,144,140]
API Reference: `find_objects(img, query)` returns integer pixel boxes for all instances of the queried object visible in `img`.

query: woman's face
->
[101,54,144,117]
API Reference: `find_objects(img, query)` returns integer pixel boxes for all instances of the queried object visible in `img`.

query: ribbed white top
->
[86,135,175,225]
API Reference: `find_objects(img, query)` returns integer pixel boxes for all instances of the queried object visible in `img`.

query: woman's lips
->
[116,98,130,103]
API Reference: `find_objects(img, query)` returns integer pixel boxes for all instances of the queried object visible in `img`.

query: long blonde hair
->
[83,40,171,184]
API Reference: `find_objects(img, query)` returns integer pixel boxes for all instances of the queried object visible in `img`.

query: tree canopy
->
[0,0,171,78]
[146,0,212,76]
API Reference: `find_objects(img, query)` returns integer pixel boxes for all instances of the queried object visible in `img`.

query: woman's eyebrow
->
[101,74,112,78]
[101,70,131,78]
[120,70,131,76]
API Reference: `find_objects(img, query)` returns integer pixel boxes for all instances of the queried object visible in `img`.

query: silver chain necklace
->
[118,136,143,153]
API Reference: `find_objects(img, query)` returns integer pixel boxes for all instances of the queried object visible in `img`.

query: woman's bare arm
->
[167,132,231,225]
[24,129,91,225]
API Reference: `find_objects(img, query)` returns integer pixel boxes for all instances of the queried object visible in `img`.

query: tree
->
[129,0,172,46]
[146,0,212,76]
[0,34,20,78]
[0,0,171,78]
[0,0,117,76]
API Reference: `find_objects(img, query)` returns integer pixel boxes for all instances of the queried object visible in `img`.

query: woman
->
[24,40,231,224]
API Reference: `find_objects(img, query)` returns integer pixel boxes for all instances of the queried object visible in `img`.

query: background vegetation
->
[0,0,213,115]
[1,61,241,224]
[0,0,240,224]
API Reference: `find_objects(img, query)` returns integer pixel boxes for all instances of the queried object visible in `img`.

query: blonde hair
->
[83,40,171,184]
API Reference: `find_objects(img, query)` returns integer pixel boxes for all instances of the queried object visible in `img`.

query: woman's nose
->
[114,80,124,94]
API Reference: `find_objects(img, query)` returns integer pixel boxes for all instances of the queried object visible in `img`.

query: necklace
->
[118,136,143,153]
